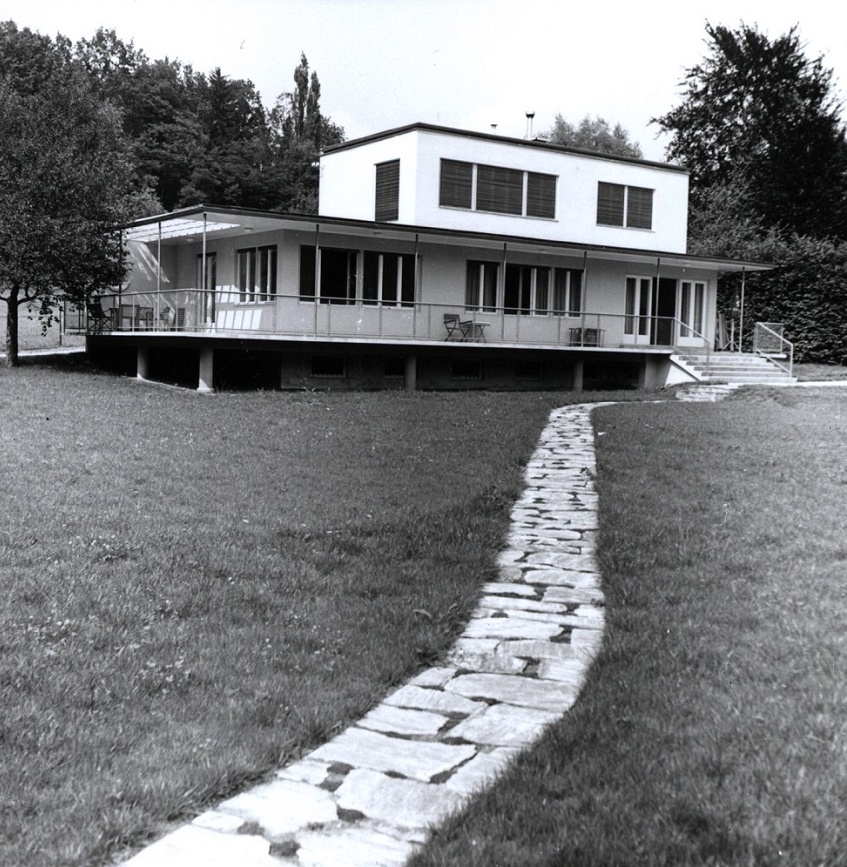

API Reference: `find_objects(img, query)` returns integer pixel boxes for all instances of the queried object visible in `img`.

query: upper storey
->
[318,123,689,254]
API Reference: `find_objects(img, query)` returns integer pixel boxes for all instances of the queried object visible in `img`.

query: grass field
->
[411,386,847,867]
[1,359,641,867]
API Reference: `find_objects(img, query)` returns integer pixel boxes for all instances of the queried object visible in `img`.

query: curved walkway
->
[122,404,606,867]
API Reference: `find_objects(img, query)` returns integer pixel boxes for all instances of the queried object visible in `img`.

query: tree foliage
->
[542,114,643,158]
[0,23,136,366]
[655,23,847,240]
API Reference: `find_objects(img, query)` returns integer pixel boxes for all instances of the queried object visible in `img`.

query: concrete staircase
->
[674,352,797,385]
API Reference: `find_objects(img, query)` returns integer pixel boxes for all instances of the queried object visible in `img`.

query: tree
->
[654,23,847,240]
[0,29,135,366]
[542,114,643,159]
[269,53,345,213]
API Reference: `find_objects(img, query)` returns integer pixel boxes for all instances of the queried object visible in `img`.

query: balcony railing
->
[69,290,711,352]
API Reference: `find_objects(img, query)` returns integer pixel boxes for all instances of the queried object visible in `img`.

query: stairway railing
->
[753,322,794,378]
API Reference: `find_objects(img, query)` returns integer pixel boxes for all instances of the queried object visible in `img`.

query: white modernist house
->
[85,122,770,391]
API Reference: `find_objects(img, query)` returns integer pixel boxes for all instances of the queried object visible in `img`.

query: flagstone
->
[385,684,486,715]
[121,825,281,867]
[445,673,579,711]
[295,825,417,867]
[358,704,449,737]
[218,779,337,837]
[448,703,561,747]
[311,729,476,783]
[462,616,562,640]
[443,747,520,796]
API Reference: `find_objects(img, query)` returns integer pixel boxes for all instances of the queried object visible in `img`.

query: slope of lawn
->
[411,386,847,867]
[0,359,647,867]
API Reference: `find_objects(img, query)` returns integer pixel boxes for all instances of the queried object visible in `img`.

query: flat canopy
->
[122,205,773,273]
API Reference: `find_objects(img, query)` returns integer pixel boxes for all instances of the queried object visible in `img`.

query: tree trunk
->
[4,285,20,368]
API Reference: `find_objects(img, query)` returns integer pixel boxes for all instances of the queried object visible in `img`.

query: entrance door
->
[651,277,676,346]
[624,276,652,345]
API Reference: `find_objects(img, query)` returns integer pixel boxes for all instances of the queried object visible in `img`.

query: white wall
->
[319,127,690,253]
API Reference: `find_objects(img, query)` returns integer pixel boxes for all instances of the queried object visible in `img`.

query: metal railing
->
[753,321,794,378]
[70,290,713,353]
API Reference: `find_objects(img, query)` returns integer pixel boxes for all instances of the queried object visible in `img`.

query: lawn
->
[411,386,847,867]
[1,359,634,867]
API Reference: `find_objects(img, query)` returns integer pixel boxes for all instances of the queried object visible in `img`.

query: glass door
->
[624,276,652,345]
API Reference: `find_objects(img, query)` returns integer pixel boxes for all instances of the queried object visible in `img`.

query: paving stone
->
[445,646,527,675]
[445,673,579,711]
[497,639,579,661]
[443,747,520,796]
[218,779,337,837]
[462,616,562,640]
[295,824,417,867]
[477,595,568,615]
[336,768,465,830]
[358,704,449,737]
[525,552,597,571]
[385,684,486,715]
[407,667,456,688]
[311,728,476,783]
[121,825,281,867]
[537,656,589,688]
[191,811,246,833]
[275,759,333,786]
[448,702,561,746]
[481,582,537,597]
[543,587,604,604]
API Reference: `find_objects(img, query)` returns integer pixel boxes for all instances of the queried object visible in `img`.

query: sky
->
[1,0,846,161]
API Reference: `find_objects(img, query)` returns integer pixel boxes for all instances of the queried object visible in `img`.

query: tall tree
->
[542,114,643,158]
[0,28,135,366]
[269,53,345,213]
[654,23,847,241]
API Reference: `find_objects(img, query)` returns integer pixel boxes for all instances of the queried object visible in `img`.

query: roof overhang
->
[122,205,772,274]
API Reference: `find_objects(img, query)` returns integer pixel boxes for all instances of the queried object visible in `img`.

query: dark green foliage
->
[655,23,847,240]
[542,113,643,158]
[0,22,136,365]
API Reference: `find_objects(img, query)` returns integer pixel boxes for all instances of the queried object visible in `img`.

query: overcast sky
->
[1,0,845,161]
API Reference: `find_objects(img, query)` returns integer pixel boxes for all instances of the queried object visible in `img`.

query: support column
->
[572,359,584,392]
[198,346,215,393]
[404,355,417,391]
[137,345,150,381]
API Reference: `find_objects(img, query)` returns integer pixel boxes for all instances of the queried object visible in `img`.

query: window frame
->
[440,159,557,219]
[374,159,400,221]
[363,251,415,307]
[465,260,499,312]
[236,245,277,303]
[597,182,654,230]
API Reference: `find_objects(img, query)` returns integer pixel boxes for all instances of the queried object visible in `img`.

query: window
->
[451,358,482,379]
[236,246,277,302]
[440,159,473,208]
[552,269,582,316]
[597,182,653,229]
[196,252,217,323]
[363,252,415,306]
[679,280,706,336]
[465,260,499,311]
[625,276,652,335]
[476,164,523,215]
[375,160,400,221]
[440,159,557,218]
[299,245,357,304]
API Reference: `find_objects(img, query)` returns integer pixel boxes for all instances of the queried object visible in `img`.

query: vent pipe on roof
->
[525,112,535,139]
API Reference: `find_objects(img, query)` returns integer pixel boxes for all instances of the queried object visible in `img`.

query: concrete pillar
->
[572,359,584,392]
[137,345,150,381]
[198,346,215,393]
[404,355,417,391]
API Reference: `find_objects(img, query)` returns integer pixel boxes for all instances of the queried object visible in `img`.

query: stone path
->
[121,404,605,867]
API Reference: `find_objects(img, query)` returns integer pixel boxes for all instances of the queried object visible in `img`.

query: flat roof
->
[321,121,688,174]
[122,205,771,273]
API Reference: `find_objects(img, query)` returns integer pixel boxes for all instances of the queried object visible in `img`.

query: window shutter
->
[375,159,400,221]
[440,159,473,208]
[476,164,523,215]
[597,182,625,226]
[626,186,653,229]
[526,172,556,218]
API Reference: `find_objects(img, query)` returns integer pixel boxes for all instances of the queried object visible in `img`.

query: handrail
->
[753,322,794,378]
[73,289,716,353]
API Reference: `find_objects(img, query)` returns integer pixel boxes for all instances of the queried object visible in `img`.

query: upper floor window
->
[375,160,400,221]
[597,182,653,229]
[440,159,556,219]
[236,245,277,302]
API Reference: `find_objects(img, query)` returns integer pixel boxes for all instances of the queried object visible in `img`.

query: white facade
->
[319,124,689,253]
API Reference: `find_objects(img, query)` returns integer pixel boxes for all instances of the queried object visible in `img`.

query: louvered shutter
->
[626,186,653,229]
[526,172,556,218]
[375,160,400,221]
[597,182,625,226]
[440,159,473,208]
[476,164,523,215]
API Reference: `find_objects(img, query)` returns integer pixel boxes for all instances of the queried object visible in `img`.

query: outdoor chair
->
[444,313,462,339]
